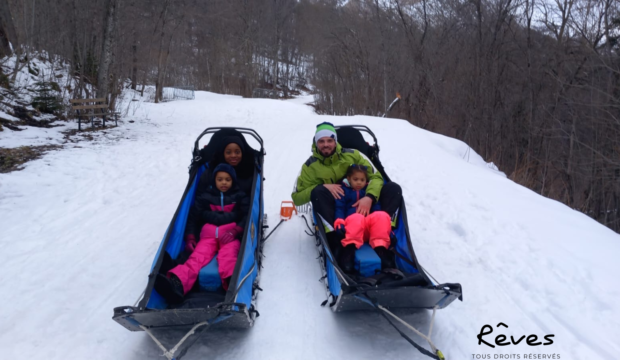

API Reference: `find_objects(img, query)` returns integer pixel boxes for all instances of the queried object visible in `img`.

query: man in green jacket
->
[292,122,401,271]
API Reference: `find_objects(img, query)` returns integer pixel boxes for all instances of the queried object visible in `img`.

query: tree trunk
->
[566,114,577,206]
[0,24,12,58]
[97,0,121,102]
[30,0,35,48]
[0,27,11,58]
[131,42,137,90]
[0,0,18,58]
[155,0,170,103]
[130,0,137,90]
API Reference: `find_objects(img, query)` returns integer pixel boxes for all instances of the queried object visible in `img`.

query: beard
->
[319,147,336,158]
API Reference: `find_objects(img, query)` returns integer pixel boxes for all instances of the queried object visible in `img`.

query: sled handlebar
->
[334,125,379,149]
[193,127,265,155]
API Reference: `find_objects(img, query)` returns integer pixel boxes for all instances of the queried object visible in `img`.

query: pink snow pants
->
[169,222,240,293]
[340,211,391,249]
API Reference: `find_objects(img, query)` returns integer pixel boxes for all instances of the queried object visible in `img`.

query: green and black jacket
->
[292,142,384,205]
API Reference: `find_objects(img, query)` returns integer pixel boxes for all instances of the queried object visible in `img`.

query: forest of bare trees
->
[1,0,619,232]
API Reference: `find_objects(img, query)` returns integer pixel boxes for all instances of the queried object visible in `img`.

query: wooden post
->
[100,99,106,127]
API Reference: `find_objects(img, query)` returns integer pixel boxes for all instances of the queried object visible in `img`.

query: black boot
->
[375,246,396,269]
[222,276,231,292]
[158,252,178,274]
[154,274,184,305]
[339,244,357,274]
[326,231,344,260]
[389,232,398,248]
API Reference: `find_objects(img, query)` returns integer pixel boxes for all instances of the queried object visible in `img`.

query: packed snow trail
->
[0,92,618,359]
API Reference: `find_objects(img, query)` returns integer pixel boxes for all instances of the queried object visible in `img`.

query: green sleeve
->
[292,164,320,206]
[358,152,384,200]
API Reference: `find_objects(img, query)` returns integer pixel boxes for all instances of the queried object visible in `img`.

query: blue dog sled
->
[112,127,266,359]
[307,125,463,360]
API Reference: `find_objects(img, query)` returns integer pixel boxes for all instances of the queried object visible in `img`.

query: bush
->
[31,81,63,114]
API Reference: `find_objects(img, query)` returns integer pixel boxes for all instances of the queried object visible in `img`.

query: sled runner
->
[112,127,266,359]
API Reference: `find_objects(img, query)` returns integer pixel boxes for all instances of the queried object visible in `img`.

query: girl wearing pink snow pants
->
[155,163,250,304]
[334,164,396,273]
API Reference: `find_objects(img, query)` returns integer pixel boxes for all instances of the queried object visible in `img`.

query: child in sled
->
[155,163,250,304]
[334,164,396,273]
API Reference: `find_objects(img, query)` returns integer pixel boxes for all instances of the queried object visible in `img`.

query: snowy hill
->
[0,91,618,360]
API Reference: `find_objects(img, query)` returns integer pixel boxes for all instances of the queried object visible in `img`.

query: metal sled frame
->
[304,125,462,360]
[112,127,266,359]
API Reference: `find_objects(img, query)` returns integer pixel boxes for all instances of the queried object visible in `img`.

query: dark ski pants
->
[311,182,402,254]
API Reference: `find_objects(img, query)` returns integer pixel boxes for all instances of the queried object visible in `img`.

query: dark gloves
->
[184,234,197,252]
[219,225,244,244]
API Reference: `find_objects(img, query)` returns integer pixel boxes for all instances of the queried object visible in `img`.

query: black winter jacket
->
[185,183,250,237]
[185,167,253,237]
[194,185,250,228]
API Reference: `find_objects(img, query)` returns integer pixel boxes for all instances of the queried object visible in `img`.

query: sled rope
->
[133,289,146,307]
[263,219,285,242]
[233,261,258,301]
[420,265,441,286]
[391,248,442,285]
[379,304,444,360]
[139,321,209,360]
[357,294,444,360]
[306,214,355,286]
[384,305,438,348]
[378,304,443,359]
[300,214,316,236]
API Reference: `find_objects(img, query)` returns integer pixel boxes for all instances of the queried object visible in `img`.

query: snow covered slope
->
[0,92,618,360]
[0,52,86,148]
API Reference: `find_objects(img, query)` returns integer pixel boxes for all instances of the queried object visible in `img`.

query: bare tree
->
[97,0,121,100]
[2,0,619,230]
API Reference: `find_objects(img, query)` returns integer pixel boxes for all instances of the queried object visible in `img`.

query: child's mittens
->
[334,218,346,234]
[220,226,244,244]
[185,234,197,252]
[232,225,244,237]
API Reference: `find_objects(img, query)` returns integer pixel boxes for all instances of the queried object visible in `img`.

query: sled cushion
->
[355,244,382,277]
[198,255,222,291]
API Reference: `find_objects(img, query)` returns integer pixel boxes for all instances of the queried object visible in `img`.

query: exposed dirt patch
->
[61,125,117,143]
[0,145,63,173]
[0,124,120,173]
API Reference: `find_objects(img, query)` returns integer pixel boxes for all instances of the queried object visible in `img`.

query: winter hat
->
[212,163,238,186]
[314,122,337,144]
[211,136,246,168]
[221,136,245,154]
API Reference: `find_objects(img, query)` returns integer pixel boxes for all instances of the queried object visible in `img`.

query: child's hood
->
[210,163,238,191]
